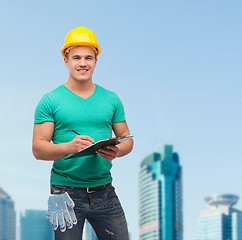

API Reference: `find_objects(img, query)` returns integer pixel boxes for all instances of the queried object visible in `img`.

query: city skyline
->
[2,181,242,239]
[1,1,242,239]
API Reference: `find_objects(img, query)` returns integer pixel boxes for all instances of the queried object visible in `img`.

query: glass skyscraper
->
[83,220,98,240]
[139,145,183,240]
[197,193,242,240]
[0,187,16,240]
[20,210,54,240]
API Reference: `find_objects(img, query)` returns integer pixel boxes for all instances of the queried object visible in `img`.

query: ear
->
[64,57,68,66]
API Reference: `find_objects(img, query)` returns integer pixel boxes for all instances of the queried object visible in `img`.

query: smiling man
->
[32,26,133,240]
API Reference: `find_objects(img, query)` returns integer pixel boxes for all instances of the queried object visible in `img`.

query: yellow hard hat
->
[61,26,101,57]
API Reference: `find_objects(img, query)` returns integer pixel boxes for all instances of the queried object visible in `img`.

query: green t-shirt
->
[34,84,125,187]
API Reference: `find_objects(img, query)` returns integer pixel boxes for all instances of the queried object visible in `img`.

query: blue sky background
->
[0,0,242,239]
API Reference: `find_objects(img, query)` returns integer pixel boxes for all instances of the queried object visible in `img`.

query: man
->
[32,26,133,240]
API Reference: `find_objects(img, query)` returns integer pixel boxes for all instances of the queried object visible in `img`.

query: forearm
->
[32,133,94,161]
[117,138,134,158]
[32,140,70,161]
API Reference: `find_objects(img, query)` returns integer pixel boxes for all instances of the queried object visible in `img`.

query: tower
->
[0,187,16,240]
[197,193,242,240]
[20,210,54,240]
[83,220,98,240]
[139,145,183,240]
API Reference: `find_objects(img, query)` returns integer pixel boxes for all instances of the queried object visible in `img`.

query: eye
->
[72,56,80,60]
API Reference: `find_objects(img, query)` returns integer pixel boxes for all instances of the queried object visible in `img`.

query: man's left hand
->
[96,145,120,161]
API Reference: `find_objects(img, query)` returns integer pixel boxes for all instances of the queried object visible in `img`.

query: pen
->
[71,129,80,135]
[71,129,96,148]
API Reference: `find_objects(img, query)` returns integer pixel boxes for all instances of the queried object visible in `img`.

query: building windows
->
[139,145,183,240]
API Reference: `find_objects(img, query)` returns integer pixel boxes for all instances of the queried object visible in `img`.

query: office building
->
[83,220,98,240]
[197,193,242,240]
[139,145,183,240]
[0,187,16,240]
[20,210,54,240]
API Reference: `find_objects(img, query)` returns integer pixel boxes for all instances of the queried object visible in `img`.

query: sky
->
[0,0,242,239]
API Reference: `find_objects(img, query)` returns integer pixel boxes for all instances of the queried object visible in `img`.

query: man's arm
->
[32,122,94,161]
[96,121,133,160]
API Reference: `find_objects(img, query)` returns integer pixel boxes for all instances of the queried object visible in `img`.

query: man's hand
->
[96,145,120,161]
[33,122,94,161]
[68,135,94,154]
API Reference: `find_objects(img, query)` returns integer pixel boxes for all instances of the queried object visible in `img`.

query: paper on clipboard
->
[65,135,133,159]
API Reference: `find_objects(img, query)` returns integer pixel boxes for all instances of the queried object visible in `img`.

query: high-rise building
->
[83,220,98,240]
[197,193,242,240]
[0,187,16,240]
[20,210,54,240]
[139,145,183,240]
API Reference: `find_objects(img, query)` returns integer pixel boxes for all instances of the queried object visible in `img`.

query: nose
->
[79,58,87,67]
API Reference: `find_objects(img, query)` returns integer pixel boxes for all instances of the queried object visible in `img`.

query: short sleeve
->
[112,94,126,124]
[34,95,55,124]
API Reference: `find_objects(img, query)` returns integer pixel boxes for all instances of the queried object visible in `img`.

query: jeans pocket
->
[107,185,118,199]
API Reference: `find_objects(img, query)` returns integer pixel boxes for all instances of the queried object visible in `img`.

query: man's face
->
[64,46,97,83]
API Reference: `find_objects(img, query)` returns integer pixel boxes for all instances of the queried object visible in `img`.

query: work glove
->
[46,192,77,232]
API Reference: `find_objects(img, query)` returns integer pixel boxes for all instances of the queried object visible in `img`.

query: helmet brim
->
[61,42,101,58]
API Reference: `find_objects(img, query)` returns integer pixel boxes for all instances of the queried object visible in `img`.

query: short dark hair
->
[64,46,97,60]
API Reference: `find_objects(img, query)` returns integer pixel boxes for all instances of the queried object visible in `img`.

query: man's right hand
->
[68,135,94,154]
[32,122,94,161]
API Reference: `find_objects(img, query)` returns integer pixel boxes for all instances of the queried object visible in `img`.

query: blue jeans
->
[51,184,129,240]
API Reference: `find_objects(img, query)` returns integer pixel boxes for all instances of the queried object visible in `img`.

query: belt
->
[75,183,111,194]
